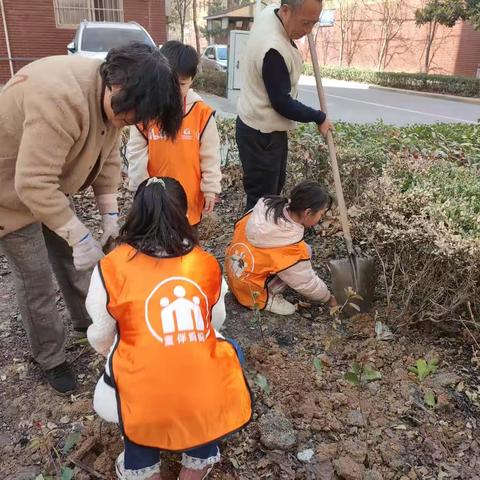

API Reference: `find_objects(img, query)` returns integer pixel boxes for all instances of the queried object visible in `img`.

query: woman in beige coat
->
[0,43,183,393]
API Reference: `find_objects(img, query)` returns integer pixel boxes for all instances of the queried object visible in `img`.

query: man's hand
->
[318,118,334,137]
[203,195,217,215]
[72,234,104,271]
[100,213,120,246]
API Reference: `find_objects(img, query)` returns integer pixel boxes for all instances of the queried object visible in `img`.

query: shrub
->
[193,70,227,97]
[217,118,480,328]
[303,64,480,98]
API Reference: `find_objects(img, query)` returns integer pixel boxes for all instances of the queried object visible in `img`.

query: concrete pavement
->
[201,76,480,126]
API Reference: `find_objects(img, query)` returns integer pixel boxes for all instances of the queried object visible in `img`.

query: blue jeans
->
[124,437,219,470]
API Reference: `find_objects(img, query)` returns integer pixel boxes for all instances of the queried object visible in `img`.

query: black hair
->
[160,40,199,79]
[281,0,322,7]
[100,42,183,139]
[264,181,332,224]
[118,177,197,256]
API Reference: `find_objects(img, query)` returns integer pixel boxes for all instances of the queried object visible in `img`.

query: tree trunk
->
[339,30,345,66]
[192,0,201,53]
[378,35,388,71]
[424,20,437,73]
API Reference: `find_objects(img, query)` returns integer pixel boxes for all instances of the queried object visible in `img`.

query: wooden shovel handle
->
[307,33,354,255]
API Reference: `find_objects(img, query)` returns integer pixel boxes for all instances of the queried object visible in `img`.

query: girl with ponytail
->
[225,181,337,315]
[86,177,252,480]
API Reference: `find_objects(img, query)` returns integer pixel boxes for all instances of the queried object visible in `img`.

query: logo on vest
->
[226,243,255,279]
[148,128,167,141]
[180,127,194,141]
[145,277,211,346]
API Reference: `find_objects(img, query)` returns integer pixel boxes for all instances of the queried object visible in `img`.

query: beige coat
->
[0,55,121,242]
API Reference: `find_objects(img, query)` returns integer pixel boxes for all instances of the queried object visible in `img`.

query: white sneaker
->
[116,451,161,480]
[116,452,125,480]
[265,294,296,315]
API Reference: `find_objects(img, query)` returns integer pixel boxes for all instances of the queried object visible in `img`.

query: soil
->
[1,168,479,480]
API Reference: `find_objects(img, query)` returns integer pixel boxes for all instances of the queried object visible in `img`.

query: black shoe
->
[45,362,77,394]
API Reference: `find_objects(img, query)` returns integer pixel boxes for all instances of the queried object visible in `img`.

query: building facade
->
[298,0,480,78]
[0,0,168,83]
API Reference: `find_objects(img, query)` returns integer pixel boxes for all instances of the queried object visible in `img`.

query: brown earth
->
[0,170,479,479]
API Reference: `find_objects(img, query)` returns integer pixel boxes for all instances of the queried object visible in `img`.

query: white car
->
[200,45,228,72]
[67,21,156,60]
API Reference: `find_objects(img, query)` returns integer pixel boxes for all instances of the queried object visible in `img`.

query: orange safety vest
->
[225,213,310,310]
[99,243,252,451]
[141,101,215,226]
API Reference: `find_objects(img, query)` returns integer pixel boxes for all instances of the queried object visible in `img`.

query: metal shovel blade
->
[329,253,376,316]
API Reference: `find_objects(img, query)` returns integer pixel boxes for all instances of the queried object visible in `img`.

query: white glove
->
[72,233,104,271]
[100,213,120,247]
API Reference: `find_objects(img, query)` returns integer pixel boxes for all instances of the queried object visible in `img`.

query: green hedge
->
[303,64,480,98]
[193,70,227,98]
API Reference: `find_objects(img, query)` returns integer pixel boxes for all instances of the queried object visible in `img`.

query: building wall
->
[295,0,480,77]
[0,0,167,83]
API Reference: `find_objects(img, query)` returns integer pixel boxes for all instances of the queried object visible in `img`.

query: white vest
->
[237,5,304,133]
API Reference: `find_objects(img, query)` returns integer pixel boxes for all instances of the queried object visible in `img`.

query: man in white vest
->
[237,0,333,211]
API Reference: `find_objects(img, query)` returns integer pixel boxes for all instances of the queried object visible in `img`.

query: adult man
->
[236,0,333,211]
[0,43,183,393]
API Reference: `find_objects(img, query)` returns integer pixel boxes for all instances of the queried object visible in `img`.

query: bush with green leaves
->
[302,64,480,97]
[193,70,227,97]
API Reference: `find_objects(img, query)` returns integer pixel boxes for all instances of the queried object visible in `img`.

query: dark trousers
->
[236,116,288,212]
[0,222,91,369]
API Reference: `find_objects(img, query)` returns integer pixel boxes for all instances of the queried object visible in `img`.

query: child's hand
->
[203,195,217,214]
[328,295,338,307]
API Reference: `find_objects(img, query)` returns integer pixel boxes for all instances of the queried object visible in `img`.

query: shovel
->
[307,34,376,315]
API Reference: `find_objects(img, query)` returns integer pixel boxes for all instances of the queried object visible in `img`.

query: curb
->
[368,84,480,105]
[301,74,480,105]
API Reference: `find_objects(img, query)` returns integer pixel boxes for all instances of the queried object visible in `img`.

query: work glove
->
[99,212,120,246]
[72,233,104,271]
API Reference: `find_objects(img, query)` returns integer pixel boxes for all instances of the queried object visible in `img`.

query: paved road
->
[203,76,480,125]
[298,77,479,126]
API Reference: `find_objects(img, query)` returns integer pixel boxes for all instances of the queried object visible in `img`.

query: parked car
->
[67,21,155,60]
[200,45,228,72]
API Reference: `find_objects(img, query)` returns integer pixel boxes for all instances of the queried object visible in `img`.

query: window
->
[81,27,154,52]
[216,47,227,61]
[319,9,335,27]
[53,0,124,28]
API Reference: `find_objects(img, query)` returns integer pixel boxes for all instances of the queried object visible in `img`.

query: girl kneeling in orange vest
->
[86,177,252,480]
[225,181,338,316]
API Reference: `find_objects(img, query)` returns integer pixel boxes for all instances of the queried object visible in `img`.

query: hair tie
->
[146,177,165,188]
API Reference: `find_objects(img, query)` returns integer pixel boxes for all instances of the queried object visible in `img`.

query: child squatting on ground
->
[86,177,252,480]
[225,181,338,315]
[127,40,222,226]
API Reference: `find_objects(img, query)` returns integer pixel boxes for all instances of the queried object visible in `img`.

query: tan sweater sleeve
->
[15,91,81,234]
[277,260,331,303]
[199,116,222,197]
[91,133,122,197]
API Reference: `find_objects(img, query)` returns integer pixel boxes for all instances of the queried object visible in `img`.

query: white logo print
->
[148,128,167,141]
[160,285,204,333]
[180,127,194,141]
[227,243,255,279]
[145,277,210,346]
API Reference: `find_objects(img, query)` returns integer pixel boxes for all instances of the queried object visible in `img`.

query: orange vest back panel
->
[145,101,214,225]
[225,213,310,309]
[100,244,252,451]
